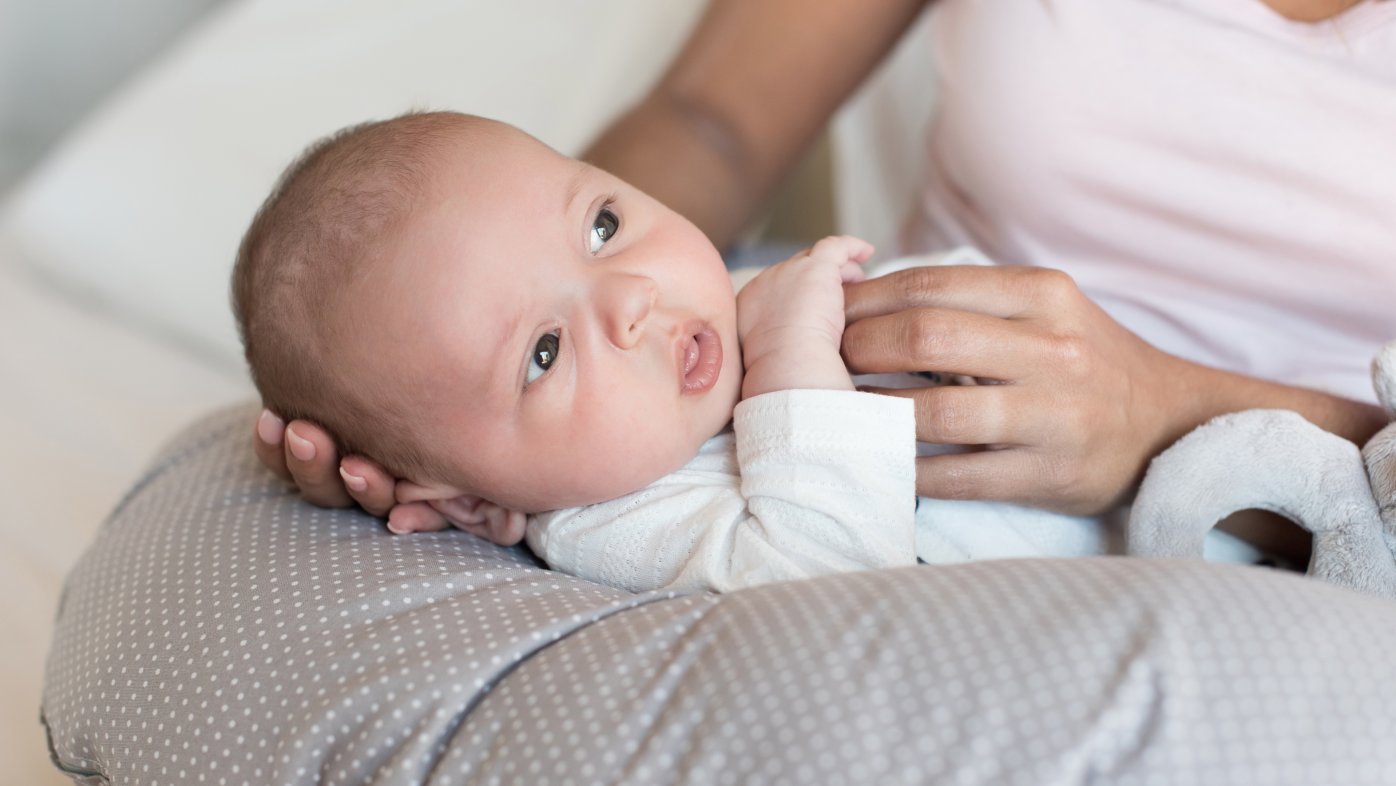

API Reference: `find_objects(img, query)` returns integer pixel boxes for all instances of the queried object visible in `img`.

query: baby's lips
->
[678,322,723,394]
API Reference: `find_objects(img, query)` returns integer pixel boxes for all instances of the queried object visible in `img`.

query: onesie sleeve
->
[526,389,918,593]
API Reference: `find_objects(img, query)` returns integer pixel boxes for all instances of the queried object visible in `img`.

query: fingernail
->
[286,426,316,462]
[257,410,285,445]
[339,466,368,492]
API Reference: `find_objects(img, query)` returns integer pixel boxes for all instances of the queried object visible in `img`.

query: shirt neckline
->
[1175,0,1396,44]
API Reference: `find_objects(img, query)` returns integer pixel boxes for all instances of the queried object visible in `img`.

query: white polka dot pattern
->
[42,406,1396,784]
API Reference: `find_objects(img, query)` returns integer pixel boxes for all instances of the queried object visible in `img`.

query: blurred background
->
[0,0,226,196]
[0,0,837,239]
[3,3,226,784]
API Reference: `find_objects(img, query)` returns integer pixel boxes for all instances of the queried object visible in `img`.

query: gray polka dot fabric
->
[43,405,1396,785]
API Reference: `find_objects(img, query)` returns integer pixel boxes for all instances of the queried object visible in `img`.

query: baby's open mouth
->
[680,325,722,394]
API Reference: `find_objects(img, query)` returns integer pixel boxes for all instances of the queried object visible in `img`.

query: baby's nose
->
[600,273,657,349]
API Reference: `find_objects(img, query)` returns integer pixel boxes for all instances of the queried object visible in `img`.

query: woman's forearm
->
[582,97,760,249]
[1167,356,1387,450]
[581,0,932,249]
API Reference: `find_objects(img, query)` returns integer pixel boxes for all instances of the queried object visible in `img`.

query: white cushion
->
[0,0,706,372]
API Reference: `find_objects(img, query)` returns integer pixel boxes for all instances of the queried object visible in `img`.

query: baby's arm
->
[529,388,917,593]
[736,236,872,399]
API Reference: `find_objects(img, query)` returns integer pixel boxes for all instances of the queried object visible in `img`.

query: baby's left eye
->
[525,331,561,385]
[589,206,619,253]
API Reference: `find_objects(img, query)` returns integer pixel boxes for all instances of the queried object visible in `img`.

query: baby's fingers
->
[840,259,868,284]
[809,235,874,265]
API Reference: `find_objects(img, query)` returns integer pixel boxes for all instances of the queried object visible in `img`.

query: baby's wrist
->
[741,336,853,399]
[740,323,840,360]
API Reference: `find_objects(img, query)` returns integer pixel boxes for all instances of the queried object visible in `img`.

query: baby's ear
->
[429,496,527,547]
[396,481,527,546]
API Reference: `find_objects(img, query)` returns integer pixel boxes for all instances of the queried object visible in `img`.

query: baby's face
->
[349,122,741,513]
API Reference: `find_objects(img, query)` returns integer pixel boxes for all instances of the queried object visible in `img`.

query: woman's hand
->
[252,410,450,533]
[842,264,1192,515]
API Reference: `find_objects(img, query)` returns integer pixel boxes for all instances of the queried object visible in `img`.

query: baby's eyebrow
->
[562,163,592,217]
[490,307,525,398]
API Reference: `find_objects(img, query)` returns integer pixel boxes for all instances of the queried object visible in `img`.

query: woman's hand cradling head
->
[252,410,450,532]
[842,264,1193,516]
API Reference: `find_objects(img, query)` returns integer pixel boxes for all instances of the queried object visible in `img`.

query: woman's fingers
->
[253,409,293,482]
[868,384,1093,511]
[861,384,1025,446]
[844,264,1078,323]
[281,420,354,508]
[916,449,1075,513]
[338,456,398,517]
[386,502,450,534]
[843,263,1192,514]
[254,409,409,520]
[842,307,1043,379]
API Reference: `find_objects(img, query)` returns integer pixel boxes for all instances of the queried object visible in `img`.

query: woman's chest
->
[918,0,1396,383]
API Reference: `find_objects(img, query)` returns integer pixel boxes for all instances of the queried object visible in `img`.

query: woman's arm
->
[842,264,1388,515]
[582,0,930,248]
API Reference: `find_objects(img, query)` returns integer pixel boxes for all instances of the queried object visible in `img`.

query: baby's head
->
[233,111,742,539]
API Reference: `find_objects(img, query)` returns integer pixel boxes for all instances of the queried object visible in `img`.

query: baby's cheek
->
[566,416,685,500]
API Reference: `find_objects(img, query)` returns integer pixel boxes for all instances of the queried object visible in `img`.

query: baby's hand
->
[737,235,873,399]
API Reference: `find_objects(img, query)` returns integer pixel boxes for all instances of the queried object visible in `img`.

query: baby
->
[233,111,1246,593]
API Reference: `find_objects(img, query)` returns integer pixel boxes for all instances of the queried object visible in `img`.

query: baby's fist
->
[737,235,874,351]
[806,235,875,279]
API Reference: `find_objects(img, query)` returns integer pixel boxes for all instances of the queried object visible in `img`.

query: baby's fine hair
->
[232,110,472,483]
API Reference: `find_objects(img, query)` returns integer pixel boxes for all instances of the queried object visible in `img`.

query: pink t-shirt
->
[901,0,1396,402]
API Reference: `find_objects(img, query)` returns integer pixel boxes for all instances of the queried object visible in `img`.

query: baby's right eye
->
[525,331,561,385]
[589,205,619,254]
